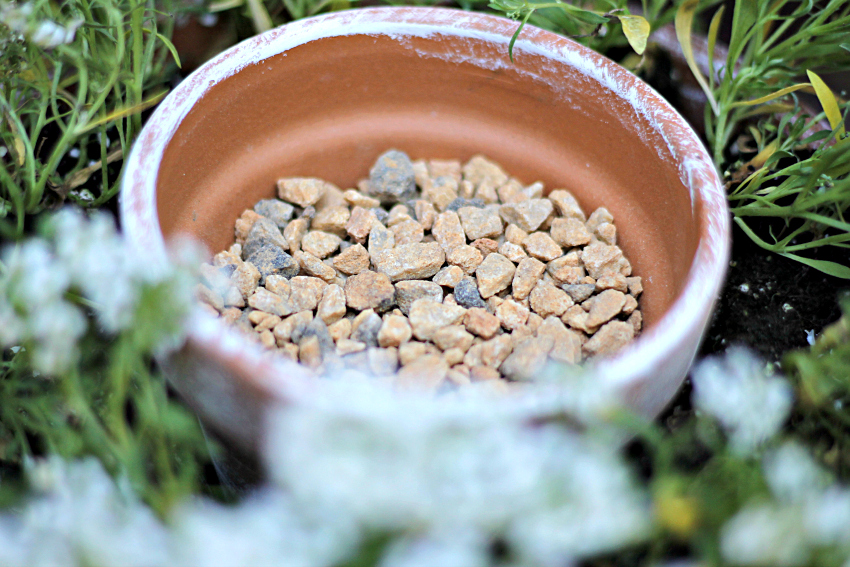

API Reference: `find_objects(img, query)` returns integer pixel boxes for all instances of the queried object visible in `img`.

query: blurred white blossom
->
[691,347,793,454]
[721,504,809,567]
[0,2,81,48]
[763,441,831,503]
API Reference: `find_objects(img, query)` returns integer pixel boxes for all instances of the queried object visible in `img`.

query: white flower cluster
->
[721,441,850,566]
[691,346,794,454]
[0,2,81,48]
[0,208,199,374]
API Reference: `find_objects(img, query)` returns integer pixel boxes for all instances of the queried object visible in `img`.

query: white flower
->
[0,3,81,48]
[379,529,490,567]
[802,487,850,547]
[691,347,793,454]
[763,442,831,503]
[721,504,809,567]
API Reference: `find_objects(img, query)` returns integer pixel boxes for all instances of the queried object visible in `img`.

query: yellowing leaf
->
[675,0,719,116]
[706,5,724,82]
[730,83,812,108]
[750,139,779,169]
[617,15,650,56]
[13,137,25,166]
[807,70,846,143]
[75,90,168,135]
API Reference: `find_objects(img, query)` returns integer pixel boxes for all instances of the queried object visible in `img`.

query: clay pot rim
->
[121,6,730,403]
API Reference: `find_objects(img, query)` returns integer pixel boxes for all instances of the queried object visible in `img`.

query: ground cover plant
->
[1,0,850,565]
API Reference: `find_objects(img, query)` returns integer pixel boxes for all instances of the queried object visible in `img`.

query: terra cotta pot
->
[120,7,730,456]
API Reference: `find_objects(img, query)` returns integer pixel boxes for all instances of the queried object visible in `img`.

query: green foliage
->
[0,0,181,239]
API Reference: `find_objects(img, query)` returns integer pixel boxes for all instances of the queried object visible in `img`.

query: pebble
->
[369,150,417,204]
[248,288,292,317]
[463,308,501,339]
[432,325,474,352]
[454,276,486,309]
[550,217,592,248]
[295,251,337,283]
[328,318,352,342]
[475,253,516,298]
[311,206,350,235]
[374,242,446,281]
[234,210,262,243]
[522,232,562,262]
[498,241,527,263]
[500,336,554,381]
[432,265,464,288]
[254,199,295,228]
[317,284,346,324]
[197,283,224,311]
[585,289,626,328]
[511,257,546,300]
[499,199,553,232]
[367,221,395,257]
[495,299,530,331]
[446,245,484,275]
[283,218,308,254]
[231,261,261,299]
[343,189,381,209]
[351,310,383,346]
[273,311,313,344]
[395,354,448,392]
[583,321,634,357]
[462,155,508,190]
[537,317,582,364]
[548,189,585,220]
[289,276,327,313]
[301,231,341,259]
[346,207,378,244]
[581,242,631,279]
[562,283,596,303]
[547,254,585,286]
[344,271,396,311]
[446,197,485,211]
[471,238,499,257]
[395,280,444,315]
[408,299,466,341]
[333,243,371,275]
[414,200,437,230]
[378,314,413,347]
[299,336,323,368]
[277,177,327,207]
[337,338,367,356]
[596,273,628,293]
[480,335,513,368]
[242,217,288,259]
[391,219,425,246]
[505,224,528,244]
[458,206,502,240]
[529,281,574,318]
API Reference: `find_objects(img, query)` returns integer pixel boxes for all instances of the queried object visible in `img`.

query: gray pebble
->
[445,197,485,212]
[368,149,417,204]
[371,207,389,224]
[242,217,287,259]
[300,206,316,220]
[562,283,596,303]
[254,199,294,228]
[454,276,486,309]
[351,311,382,347]
[246,245,299,284]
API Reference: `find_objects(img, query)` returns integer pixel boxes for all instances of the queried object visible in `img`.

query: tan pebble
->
[500,336,554,381]
[548,189,586,221]
[311,206,350,236]
[496,299,530,331]
[527,312,543,333]
[550,217,592,248]
[248,288,292,317]
[222,307,242,324]
[333,243,371,275]
[197,283,224,312]
[626,276,643,297]
[344,271,395,312]
[470,366,501,382]
[234,210,263,244]
[424,178,459,211]
[529,281,574,318]
[586,207,614,232]
[395,353,448,392]
[596,273,628,293]
[377,314,413,348]
[279,342,299,361]
[486,295,504,314]
[499,199,554,232]
[256,314,282,332]
[301,231,341,259]
[474,178,500,204]
[374,242,446,281]
[446,244,484,275]
[463,307,501,339]
[583,320,634,358]
[213,249,242,268]
[581,242,631,279]
[288,276,327,312]
[431,211,466,252]
[497,178,523,203]
[367,221,395,257]
[504,224,528,245]
[248,310,272,326]
[317,284,346,325]
[428,159,463,182]
[329,318,352,342]
[523,232,562,262]
[369,347,399,376]
[386,204,413,226]
[258,330,275,349]
[458,179,474,200]
[294,251,336,283]
[595,222,617,245]
[585,289,626,328]
[522,181,544,199]
[480,334,513,368]
[413,200,437,230]
[232,262,261,299]
[299,335,323,368]
[273,311,313,345]
[537,316,582,364]
[463,343,483,367]
[229,242,243,256]
[350,309,382,346]
[475,253,516,298]
[627,310,643,333]
[408,298,466,341]
[265,274,291,297]
[471,240,498,259]
[390,219,425,246]
[545,255,584,286]
[394,280,444,315]
[443,348,466,367]
[581,276,596,285]
[622,294,639,315]
[561,305,593,334]
[223,286,245,308]
[433,265,464,288]
[458,206,503,240]
[511,257,546,300]
[283,218,309,253]
[444,293,457,306]
[412,160,431,190]
[277,177,327,207]
[399,341,432,365]
[336,338,367,356]
[357,179,372,194]
[345,207,378,244]
[343,189,380,209]
[432,325,474,352]
[498,241,527,263]
[447,367,471,385]
[462,155,508,189]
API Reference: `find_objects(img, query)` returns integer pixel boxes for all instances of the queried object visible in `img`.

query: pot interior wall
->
[156,31,701,331]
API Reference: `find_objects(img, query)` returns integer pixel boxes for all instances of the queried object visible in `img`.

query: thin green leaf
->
[509,9,534,63]
[155,32,181,69]
[780,253,850,278]
[728,0,758,68]
[675,0,719,115]
[729,83,811,108]
[707,5,724,88]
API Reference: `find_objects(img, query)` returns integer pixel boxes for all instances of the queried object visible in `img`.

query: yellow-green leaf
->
[675,0,719,115]
[706,5,724,86]
[730,83,812,108]
[75,90,168,135]
[13,137,25,166]
[617,15,650,56]
[750,139,779,169]
[208,0,243,11]
[246,0,273,33]
[807,70,846,143]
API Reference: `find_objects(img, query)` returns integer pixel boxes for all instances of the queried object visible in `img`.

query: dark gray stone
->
[254,199,294,228]
[454,276,486,309]
[246,245,299,284]
[298,318,334,357]
[368,149,417,204]
[562,283,596,303]
[351,311,382,347]
[242,217,287,259]
[371,207,389,224]
[445,197,485,212]
[300,206,316,220]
